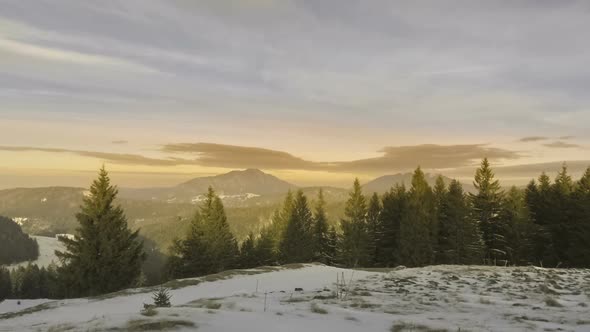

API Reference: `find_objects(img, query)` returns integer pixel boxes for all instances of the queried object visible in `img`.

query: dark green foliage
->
[469,158,506,264]
[366,192,382,266]
[153,288,171,307]
[338,179,370,267]
[375,185,406,267]
[500,187,534,265]
[55,167,145,297]
[0,216,39,265]
[280,190,314,263]
[312,189,332,264]
[255,227,277,266]
[398,167,437,267]
[569,167,590,267]
[0,267,11,300]
[168,187,239,278]
[239,232,258,268]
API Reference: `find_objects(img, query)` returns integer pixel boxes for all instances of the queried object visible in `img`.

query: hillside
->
[363,173,476,194]
[119,169,297,204]
[1,264,588,331]
[7,236,63,269]
[0,216,39,265]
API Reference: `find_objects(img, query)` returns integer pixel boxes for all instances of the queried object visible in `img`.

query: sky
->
[1,0,590,189]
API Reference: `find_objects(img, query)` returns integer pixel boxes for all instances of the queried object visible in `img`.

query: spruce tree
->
[152,288,172,307]
[312,189,331,263]
[338,179,370,267]
[366,192,382,266]
[169,186,238,277]
[255,227,276,266]
[269,191,294,253]
[550,164,574,266]
[56,167,145,297]
[280,190,314,263]
[239,232,258,268]
[0,267,11,300]
[500,187,533,265]
[433,176,447,263]
[569,167,590,267]
[469,158,505,265]
[376,185,406,267]
[398,167,436,267]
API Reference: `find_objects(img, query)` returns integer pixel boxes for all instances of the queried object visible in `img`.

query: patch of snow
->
[6,236,64,269]
[12,217,28,226]
[1,265,589,331]
[40,197,47,203]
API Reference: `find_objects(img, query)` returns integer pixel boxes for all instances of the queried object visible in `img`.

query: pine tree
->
[56,167,145,297]
[433,176,447,264]
[255,227,276,266]
[270,191,294,252]
[152,288,171,307]
[469,158,505,265]
[200,187,239,272]
[366,192,382,266]
[569,167,590,267]
[375,185,406,267]
[0,267,11,300]
[280,190,314,263]
[239,232,258,268]
[338,179,370,267]
[169,187,238,277]
[398,167,436,267]
[550,164,574,266]
[500,187,533,265]
[312,189,331,264]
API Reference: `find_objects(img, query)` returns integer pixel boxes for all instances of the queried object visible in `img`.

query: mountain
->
[119,169,297,203]
[363,173,476,194]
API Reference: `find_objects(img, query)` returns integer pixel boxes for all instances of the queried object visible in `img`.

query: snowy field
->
[0,264,589,332]
[6,236,63,269]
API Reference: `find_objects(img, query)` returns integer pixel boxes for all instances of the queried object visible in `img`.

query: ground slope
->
[0,265,588,332]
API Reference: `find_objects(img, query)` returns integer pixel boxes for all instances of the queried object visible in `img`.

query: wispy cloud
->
[0,38,155,73]
[112,140,128,145]
[0,142,523,174]
[543,141,581,149]
[519,136,549,142]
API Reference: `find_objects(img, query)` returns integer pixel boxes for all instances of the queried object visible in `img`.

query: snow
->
[7,236,64,269]
[0,264,588,331]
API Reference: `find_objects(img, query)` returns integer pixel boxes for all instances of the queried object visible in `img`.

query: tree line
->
[2,160,589,301]
[0,216,39,265]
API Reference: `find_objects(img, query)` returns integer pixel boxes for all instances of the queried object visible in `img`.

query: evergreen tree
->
[200,187,239,272]
[526,173,559,266]
[270,191,294,252]
[312,189,331,263]
[366,192,382,266]
[239,232,258,268]
[569,167,590,267]
[550,164,574,266]
[56,167,145,297]
[168,187,238,277]
[398,167,436,267]
[500,187,533,265]
[438,180,483,264]
[254,227,276,266]
[433,176,447,263]
[375,185,406,267]
[0,267,11,300]
[338,179,370,267]
[152,288,171,307]
[469,158,505,265]
[325,226,338,265]
[280,190,314,263]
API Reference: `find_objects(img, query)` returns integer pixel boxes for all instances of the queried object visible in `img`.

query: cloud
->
[162,142,521,173]
[112,140,128,145]
[161,143,319,170]
[335,144,522,172]
[1,142,523,174]
[519,136,549,142]
[542,141,581,149]
[0,146,181,166]
[558,135,576,140]
[0,38,155,73]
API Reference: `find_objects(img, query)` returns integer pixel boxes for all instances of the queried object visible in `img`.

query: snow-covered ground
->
[7,236,63,269]
[0,264,588,332]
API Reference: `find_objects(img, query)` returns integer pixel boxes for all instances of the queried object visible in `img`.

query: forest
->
[1,159,589,300]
